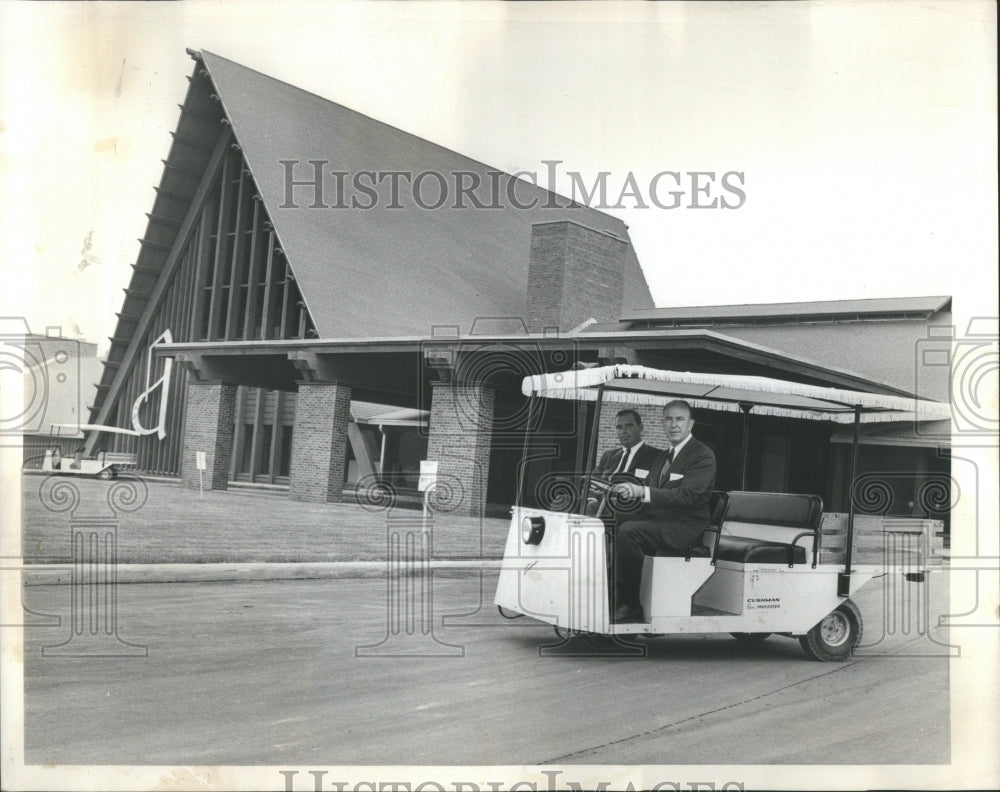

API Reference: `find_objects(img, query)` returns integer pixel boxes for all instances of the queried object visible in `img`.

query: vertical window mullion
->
[206,157,230,340]
[225,165,247,340]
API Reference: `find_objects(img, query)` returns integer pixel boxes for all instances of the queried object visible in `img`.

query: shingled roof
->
[197,51,654,338]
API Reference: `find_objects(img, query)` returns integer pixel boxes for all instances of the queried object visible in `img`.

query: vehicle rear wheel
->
[97,467,115,481]
[799,600,863,661]
[730,632,771,641]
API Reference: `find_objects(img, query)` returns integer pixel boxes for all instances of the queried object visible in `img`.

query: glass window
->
[278,425,293,477]
[238,423,254,474]
[256,424,273,476]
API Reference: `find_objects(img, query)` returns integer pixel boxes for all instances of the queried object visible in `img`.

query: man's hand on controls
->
[612,482,644,500]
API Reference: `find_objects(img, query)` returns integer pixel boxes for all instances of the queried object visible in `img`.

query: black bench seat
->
[712,491,823,567]
[714,536,807,565]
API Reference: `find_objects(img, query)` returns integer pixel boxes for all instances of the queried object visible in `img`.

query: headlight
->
[521,515,545,545]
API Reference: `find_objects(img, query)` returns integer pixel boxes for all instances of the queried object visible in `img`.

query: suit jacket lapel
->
[657,450,672,486]
[614,447,626,474]
[657,441,690,485]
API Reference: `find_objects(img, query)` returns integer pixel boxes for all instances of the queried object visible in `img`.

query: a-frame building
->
[86,48,658,506]
[87,49,951,525]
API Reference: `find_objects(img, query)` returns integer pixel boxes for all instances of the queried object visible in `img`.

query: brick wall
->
[289,382,352,502]
[426,382,495,517]
[595,403,669,462]
[180,381,237,490]
[526,220,628,333]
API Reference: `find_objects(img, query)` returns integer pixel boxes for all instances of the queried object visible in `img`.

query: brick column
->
[426,382,495,518]
[289,382,352,502]
[181,381,237,490]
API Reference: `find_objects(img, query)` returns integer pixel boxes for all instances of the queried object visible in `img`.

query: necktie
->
[615,448,628,474]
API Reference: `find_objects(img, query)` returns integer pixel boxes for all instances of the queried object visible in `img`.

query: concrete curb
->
[23,560,503,585]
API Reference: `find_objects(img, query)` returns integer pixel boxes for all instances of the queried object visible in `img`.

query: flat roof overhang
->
[152,328,917,405]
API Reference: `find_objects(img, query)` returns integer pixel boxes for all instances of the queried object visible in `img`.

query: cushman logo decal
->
[746,597,781,610]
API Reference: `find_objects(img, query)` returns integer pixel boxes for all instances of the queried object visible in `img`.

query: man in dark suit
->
[609,399,717,623]
[594,409,661,479]
[585,409,662,516]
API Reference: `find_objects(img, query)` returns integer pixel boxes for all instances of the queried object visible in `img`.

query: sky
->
[0,0,996,354]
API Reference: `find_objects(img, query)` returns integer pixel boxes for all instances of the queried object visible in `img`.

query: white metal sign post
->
[417,460,438,533]
[195,451,206,498]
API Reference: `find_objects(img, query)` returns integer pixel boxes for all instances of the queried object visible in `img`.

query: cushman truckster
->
[495,365,949,661]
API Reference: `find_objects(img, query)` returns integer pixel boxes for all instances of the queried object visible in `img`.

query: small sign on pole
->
[418,460,438,533]
[418,460,438,493]
[195,451,206,498]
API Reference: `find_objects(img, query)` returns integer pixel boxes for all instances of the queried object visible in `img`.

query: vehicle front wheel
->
[799,600,863,661]
[96,467,115,481]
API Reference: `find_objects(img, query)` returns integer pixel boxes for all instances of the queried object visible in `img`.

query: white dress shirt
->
[616,440,645,473]
[641,433,691,502]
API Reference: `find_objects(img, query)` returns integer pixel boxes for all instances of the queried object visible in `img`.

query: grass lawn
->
[20,475,510,564]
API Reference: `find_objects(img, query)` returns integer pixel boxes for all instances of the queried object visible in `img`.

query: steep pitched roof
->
[198,51,654,338]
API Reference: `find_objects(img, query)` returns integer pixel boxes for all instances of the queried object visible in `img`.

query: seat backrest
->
[699,491,729,554]
[719,491,823,546]
[709,490,729,527]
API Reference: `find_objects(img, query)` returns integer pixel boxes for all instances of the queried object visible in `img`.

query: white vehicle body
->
[494,365,950,659]
[495,507,878,637]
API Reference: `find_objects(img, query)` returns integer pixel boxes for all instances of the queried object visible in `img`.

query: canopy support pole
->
[515,394,537,509]
[573,402,588,507]
[838,404,863,597]
[739,402,753,490]
[579,384,606,514]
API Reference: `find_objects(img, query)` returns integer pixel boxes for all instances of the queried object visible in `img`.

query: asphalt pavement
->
[21,569,952,766]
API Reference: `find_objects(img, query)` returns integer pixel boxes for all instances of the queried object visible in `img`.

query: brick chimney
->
[525,220,628,333]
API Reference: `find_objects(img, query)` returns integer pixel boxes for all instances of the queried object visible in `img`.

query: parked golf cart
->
[494,365,950,661]
[36,445,136,480]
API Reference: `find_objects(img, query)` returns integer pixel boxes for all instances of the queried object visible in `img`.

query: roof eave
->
[153,325,917,398]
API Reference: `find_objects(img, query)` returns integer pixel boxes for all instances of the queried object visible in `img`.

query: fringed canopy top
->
[521,365,952,425]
